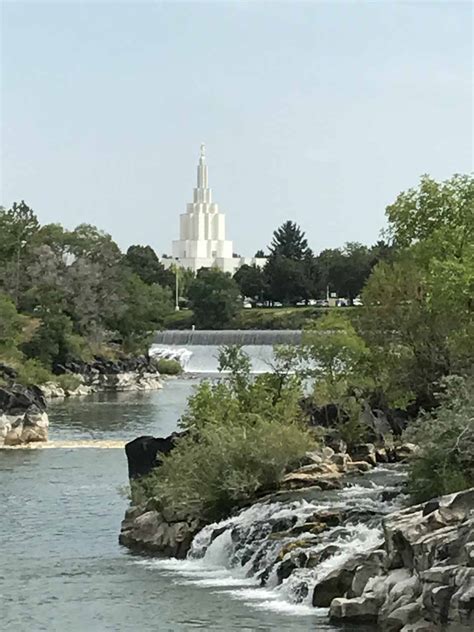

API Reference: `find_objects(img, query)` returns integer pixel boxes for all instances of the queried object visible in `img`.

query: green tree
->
[125,245,175,289]
[269,220,310,260]
[0,201,40,304]
[359,173,474,406]
[385,173,473,257]
[107,271,173,352]
[233,264,266,304]
[263,256,308,305]
[140,347,313,521]
[188,268,241,329]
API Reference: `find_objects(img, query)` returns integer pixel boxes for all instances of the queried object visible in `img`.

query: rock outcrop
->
[125,432,185,479]
[328,487,474,631]
[41,355,164,398]
[119,503,202,559]
[0,385,49,446]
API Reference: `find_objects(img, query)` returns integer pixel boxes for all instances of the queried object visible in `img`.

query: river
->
[1,347,403,631]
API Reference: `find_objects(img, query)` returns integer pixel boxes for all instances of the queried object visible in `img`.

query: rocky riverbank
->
[41,356,164,398]
[119,435,473,630]
[328,487,473,630]
[119,439,415,556]
[0,384,49,446]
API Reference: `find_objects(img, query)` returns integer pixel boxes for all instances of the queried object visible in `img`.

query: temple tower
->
[172,144,234,272]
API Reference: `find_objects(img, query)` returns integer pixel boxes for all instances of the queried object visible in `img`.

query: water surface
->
[1,376,353,631]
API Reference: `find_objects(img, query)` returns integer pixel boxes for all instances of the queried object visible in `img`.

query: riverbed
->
[1,377,363,632]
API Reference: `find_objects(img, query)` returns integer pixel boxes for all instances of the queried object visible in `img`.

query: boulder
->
[125,432,185,479]
[119,509,200,559]
[331,488,474,630]
[349,443,377,466]
[329,596,379,622]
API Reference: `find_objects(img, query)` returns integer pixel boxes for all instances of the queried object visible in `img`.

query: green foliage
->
[146,347,314,521]
[233,264,266,304]
[269,221,310,260]
[0,202,174,381]
[107,271,172,353]
[16,359,54,386]
[125,245,174,290]
[55,373,82,391]
[385,173,473,257]
[406,377,474,503]
[0,292,33,356]
[155,358,183,375]
[188,268,241,329]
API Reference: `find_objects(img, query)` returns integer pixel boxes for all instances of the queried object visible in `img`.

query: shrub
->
[16,358,53,386]
[405,376,474,503]
[155,358,183,376]
[55,373,82,391]
[143,346,315,522]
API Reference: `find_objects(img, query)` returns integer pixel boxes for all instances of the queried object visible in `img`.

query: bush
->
[155,358,183,375]
[55,373,82,391]
[405,376,474,503]
[142,347,314,522]
[16,358,53,386]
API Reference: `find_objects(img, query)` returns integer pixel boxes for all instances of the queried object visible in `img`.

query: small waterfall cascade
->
[137,466,407,617]
[150,344,275,374]
[153,330,302,346]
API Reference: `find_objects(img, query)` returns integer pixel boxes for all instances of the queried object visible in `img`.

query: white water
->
[150,343,276,374]
[133,467,406,619]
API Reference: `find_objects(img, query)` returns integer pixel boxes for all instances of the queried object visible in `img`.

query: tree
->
[314,243,373,303]
[0,201,40,304]
[269,221,309,260]
[263,256,308,305]
[233,264,266,304]
[255,249,266,258]
[385,173,473,257]
[188,268,241,329]
[359,173,474,406]
[125,245,175,290]
[107,271,173,352]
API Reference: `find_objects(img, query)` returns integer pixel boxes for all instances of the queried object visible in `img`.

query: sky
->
[1,0,472,257]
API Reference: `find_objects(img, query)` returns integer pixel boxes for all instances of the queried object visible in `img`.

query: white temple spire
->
[197,142,208,188]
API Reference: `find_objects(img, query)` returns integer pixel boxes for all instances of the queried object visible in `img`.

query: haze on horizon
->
[1,0,472,257]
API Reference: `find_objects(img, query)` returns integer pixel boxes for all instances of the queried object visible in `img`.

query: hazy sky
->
[1,1,472,256]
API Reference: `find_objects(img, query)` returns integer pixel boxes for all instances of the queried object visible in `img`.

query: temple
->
[169,145,264,274]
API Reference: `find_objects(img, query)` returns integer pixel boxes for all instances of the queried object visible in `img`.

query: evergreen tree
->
[269,221,309,261]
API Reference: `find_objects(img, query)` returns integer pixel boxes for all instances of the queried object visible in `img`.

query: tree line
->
[235,221,394,306]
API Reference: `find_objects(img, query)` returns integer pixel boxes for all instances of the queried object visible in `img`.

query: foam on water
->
[132,464,406,620]
[0,439,126,450]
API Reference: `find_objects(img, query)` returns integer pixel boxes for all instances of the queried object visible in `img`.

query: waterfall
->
[150,344,276,374]
[153,330,302,346]
[134,466,407,618]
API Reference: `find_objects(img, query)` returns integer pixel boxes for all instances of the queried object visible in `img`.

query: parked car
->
[353,297,363,306]
[313,299,329,307]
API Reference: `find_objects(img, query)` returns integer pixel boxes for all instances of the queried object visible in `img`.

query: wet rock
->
[281,470,343,491]
[395,443,419,462]
[347,460,373,473]
[349,443,377,466]
[350,550,387,596]
[384,601,422,631]
[331,487,474,630]
[329,595,380,622]
[119,509,201,559]
[0,385,49,446]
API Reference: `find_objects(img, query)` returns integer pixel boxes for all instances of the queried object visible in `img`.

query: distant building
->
[165,145,265,274]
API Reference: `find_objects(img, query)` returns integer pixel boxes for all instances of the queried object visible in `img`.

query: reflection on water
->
[48,377,196,443]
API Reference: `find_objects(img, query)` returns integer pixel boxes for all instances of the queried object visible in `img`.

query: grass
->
[164,306,356,330]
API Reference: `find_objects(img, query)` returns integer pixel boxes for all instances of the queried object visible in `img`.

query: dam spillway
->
[153,329,303,346]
